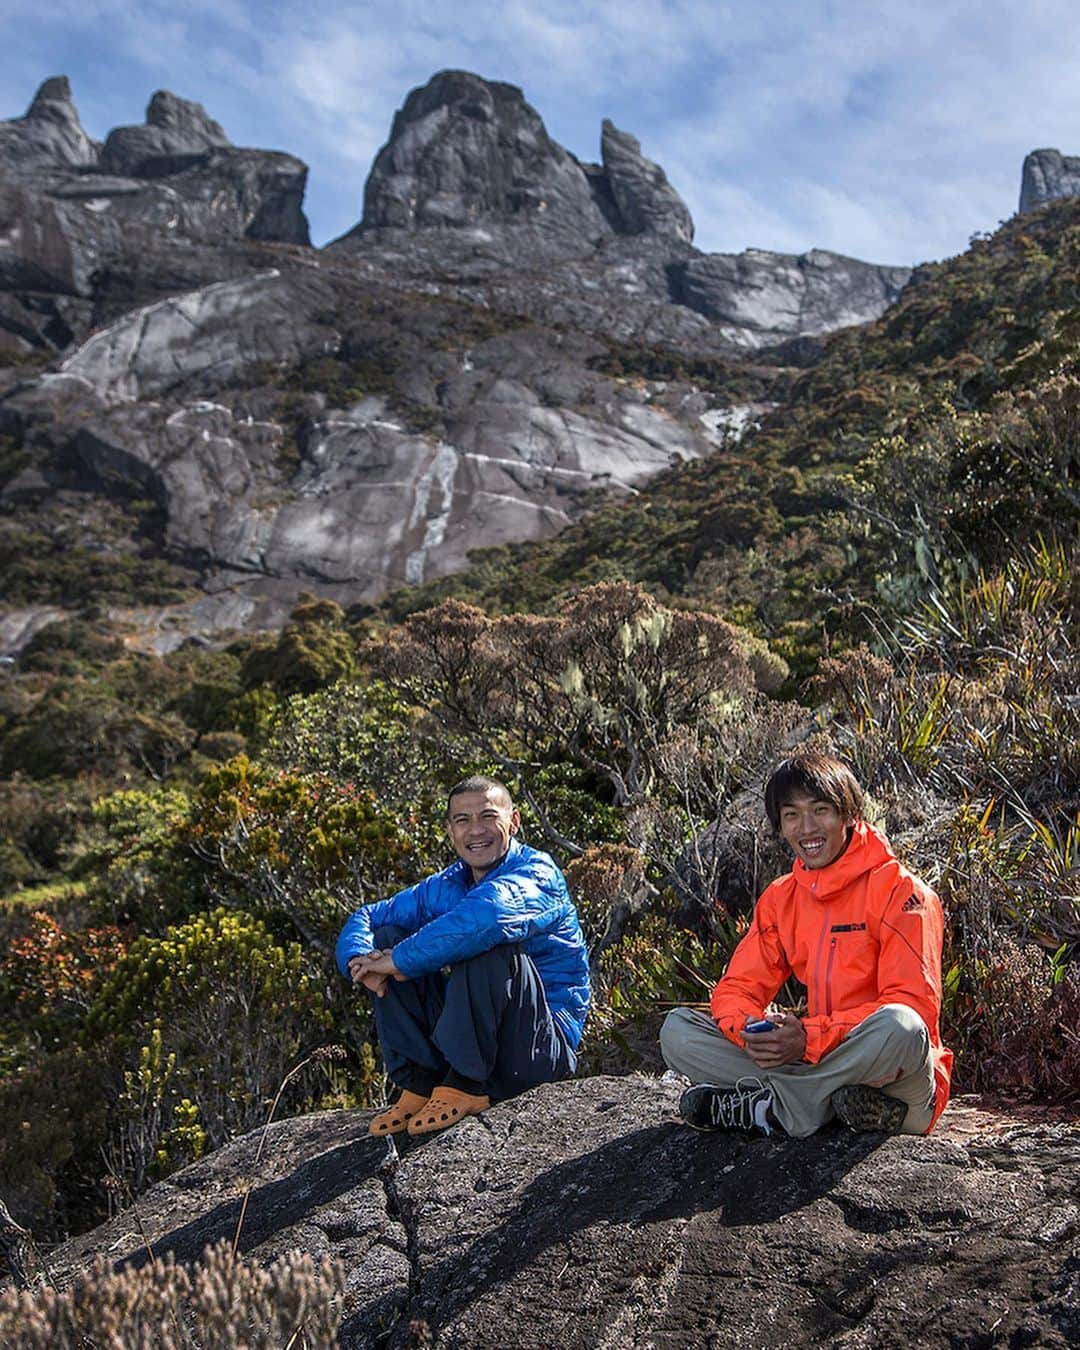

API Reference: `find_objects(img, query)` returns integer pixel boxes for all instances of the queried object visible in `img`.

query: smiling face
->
[777,792,852,870]
[447,786,521,882]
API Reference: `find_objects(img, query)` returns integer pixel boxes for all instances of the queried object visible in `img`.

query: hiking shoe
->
[679,1079,774,1134]
[831,1084,907,1134]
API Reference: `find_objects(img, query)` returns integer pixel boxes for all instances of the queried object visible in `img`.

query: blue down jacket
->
[335,838,590,1050]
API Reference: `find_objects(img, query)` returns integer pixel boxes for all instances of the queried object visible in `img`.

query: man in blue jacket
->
[336,776,590,1137]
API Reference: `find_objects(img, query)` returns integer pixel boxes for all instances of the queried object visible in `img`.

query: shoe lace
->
[710,1076,770,1130]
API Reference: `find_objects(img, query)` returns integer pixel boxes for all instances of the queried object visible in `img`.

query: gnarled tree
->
[365,582,788,853]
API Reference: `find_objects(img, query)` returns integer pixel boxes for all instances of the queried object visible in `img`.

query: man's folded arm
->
[710,898,792,1045]
[334,876,437,977]
[392,873,558,978]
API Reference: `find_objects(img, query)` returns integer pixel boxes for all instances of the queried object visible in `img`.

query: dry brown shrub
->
[0,1240,344,1348]
[366,582,785,812]
[564,843,651,956]
[944,937,1080,1102]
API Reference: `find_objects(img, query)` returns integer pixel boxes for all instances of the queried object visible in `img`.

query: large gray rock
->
[600,119,694,243]
[0,74,310,339]
[0,77,99,171]
[355,71,695,248]
[49,279,708,602]
[41,1076,1080,1348]
[337,70,906,356]
[55,269,334,404]
[359,70,610,240]
[101,90,231,177]
[96,89,309,244]
[1020,148,1080,214]
[675,247,913,349]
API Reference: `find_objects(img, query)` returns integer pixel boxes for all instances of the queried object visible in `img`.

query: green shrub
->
[0,1047,108,1239]
[183,756,424,946]
[2,682,194,780]
[266,678,460,819]
[17,620,125,675]
[242,600,357,696]
[75,786,196,928]
[812,537,1079,813]
[87,909,333,1187]
[0,839,35,891]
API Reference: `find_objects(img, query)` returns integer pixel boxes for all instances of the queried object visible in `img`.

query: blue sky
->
[4,1,1080,265]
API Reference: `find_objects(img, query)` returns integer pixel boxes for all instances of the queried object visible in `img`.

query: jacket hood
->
[792,820,894,901]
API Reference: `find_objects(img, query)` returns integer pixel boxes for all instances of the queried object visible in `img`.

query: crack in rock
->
[368,1148,424,1347]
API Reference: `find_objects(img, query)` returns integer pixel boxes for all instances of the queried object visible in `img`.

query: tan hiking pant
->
[659,1002,936,1137]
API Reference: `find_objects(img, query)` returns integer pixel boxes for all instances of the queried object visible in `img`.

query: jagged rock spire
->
[360,69,610,237]
[101,90,231,177]
[1019,148,1080,213]
[0,74,99,168]
[357,69,696,248]
[26,76,76,114]
[601,119,694,243]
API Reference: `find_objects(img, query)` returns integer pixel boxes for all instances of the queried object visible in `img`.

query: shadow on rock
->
[392,1120,883,1338]
[123,1134,385,1271]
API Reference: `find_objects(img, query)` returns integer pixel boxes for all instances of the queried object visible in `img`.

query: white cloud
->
[4,1,1080,255]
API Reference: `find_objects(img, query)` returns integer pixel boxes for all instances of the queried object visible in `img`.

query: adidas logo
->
[901,894,924,913]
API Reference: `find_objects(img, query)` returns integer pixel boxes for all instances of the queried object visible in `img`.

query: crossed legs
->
[660,1002,936,1137]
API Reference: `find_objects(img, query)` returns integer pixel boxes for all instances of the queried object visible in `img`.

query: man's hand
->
[348,949,405,998]
[741,1012,806,1067]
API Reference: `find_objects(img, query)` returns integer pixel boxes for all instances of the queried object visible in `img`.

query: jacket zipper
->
[825,938,837,1017]
[812,889,829,1016]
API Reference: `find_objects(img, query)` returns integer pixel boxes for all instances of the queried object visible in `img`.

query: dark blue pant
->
[368,925,576,1102]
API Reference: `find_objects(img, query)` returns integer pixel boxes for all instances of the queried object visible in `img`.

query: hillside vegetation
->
[0,200,1077,1257]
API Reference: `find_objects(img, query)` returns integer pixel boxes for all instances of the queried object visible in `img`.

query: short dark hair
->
[764,754,865,830]
[445,775,513,818]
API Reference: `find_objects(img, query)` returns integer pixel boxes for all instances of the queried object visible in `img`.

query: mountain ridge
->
[0,68,915,650]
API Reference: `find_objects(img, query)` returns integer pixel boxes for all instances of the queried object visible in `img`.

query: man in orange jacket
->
[660,753,953,1136]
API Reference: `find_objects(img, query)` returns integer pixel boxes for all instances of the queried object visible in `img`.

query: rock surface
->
[43,1075,1079,1348]
[31,274,706,603]
[674,247,912,349]
[0,75,309,346]
[1020,149,1080,214]
[0,76,99,171]
[346,70,904,351]
[100,90,231,178]
[358,71,610,240]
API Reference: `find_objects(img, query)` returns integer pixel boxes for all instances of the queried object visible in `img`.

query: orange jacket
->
[711,821,953,1130]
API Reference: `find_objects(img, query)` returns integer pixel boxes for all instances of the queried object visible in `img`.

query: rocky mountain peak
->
[360,68,610,238]
[1,66,918,637]
[0,73,99,169]
[101,89,232,178]
[26,75,77,117]
[1019,147,1080,213]
[356,69,696,249]
[600,118,694,243]
[146,89,228,141]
